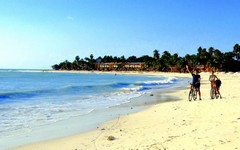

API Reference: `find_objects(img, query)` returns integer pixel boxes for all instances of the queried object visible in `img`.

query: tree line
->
[52,43,240,72]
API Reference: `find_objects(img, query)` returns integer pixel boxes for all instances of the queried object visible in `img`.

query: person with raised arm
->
[186,65,202,100]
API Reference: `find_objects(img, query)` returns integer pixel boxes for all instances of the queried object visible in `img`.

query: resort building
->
[96,62,145,71]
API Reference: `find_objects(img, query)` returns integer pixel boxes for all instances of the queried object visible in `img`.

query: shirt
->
[192,74,200,85]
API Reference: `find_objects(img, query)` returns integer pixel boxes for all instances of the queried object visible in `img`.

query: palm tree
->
[176,57,186,72]
[208,47,214,57]
[53,43,240,72]
[212,49,223,71]
[52,64,60,70]
[233,44,240,60]
[127,56,137,62]
[85,54,95,70]
[198,48,210,67]
[185,54,198,68]
[197,47,203,56]
[59,60,72,70]
[138,55,154,70]
[159,51,171,71]
[153,59,162,71]
[184,54,198,67]
[171,53,179,65]
[120,55,126,62]
[222,52,234,72]
[90,54,94,61]
[113,56,118,62]
[75,56,80,62]
[73,56,80,70]
[153,49,160,60]
[102,55,113,62]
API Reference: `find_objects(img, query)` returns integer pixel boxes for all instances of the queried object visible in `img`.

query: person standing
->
[209,71,218,89]
[186,65,202,100]
[209,71,222,99]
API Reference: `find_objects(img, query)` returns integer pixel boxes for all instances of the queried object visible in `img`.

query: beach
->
[12,71,240,150]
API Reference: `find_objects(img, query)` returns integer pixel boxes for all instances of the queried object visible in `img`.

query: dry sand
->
[13,71,240,150]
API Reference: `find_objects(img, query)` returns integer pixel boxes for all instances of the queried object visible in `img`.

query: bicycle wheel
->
[210,88,215,99]
[193,88,197,100]
[215,91,219,99]
[188,90,193,101]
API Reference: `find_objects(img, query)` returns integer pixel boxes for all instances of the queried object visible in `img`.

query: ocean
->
[0,70,188,149]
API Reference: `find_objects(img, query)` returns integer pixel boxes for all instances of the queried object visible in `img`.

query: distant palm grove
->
[52,44,240,72]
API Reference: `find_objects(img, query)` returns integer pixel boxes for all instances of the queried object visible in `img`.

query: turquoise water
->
[0,70,184,149]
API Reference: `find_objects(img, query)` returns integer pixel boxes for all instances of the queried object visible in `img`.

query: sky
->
[0,0,240,69]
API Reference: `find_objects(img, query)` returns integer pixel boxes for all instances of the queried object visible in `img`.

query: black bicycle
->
[189,84,197,101]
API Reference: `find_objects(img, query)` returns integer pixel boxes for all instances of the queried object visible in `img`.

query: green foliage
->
[153,49,160,59]
[53,44,240,72]
[233,44,240,60]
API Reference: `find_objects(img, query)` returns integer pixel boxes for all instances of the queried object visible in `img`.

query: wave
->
[121,77,178,92]
[0,89,52,102]
[0,84,112,102]
[140,77,177,86]
[0,77,178,102]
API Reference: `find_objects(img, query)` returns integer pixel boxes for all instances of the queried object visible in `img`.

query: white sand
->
[13,71,240,150]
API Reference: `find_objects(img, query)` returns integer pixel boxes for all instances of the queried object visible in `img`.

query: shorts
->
[193,83,200,89]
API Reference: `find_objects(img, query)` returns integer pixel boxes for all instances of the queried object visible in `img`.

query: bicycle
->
[210,86,218,99]
[210,80,222,99]
[188,83,197,101]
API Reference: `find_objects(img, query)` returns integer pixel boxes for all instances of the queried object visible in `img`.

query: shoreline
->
[12,71,240,149]
[2,71,186,150]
